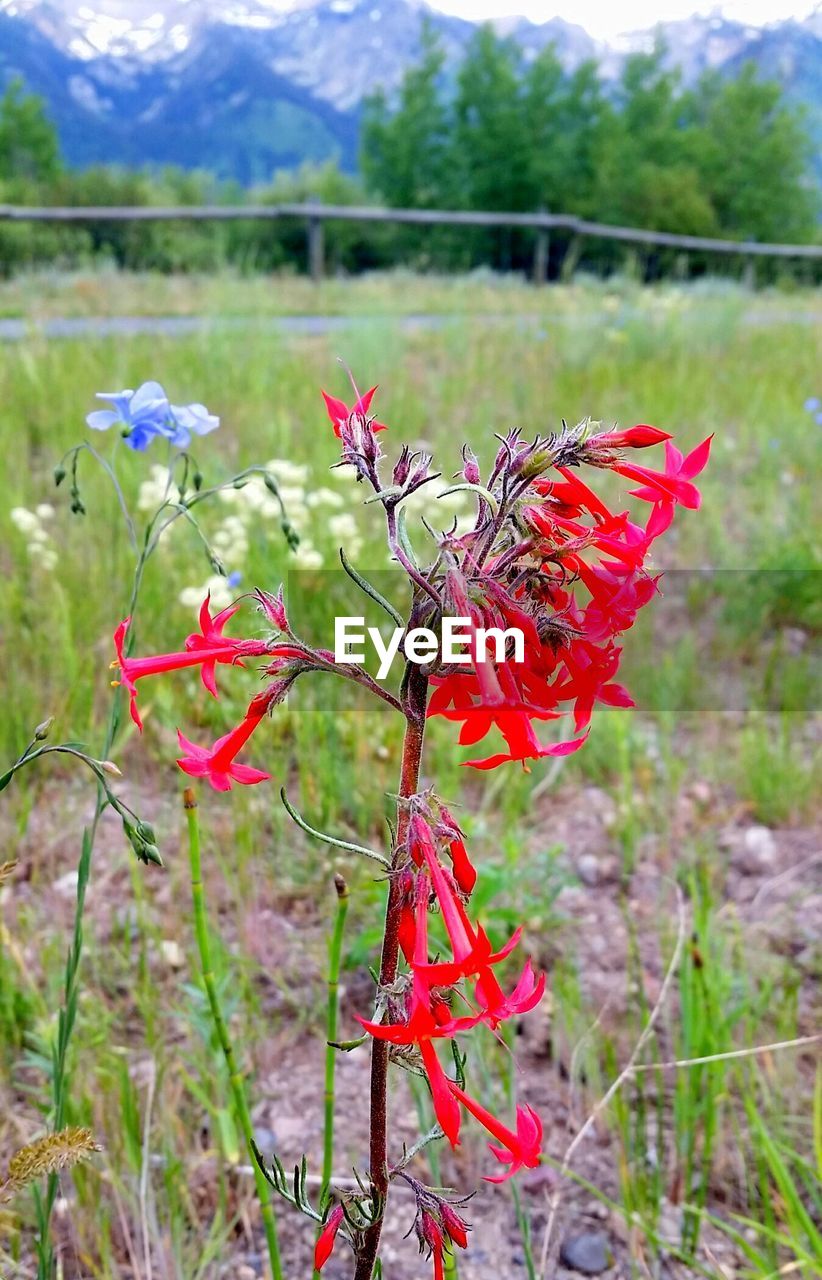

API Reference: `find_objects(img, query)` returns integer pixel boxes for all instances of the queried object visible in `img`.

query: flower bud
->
[461,445,481,486]
[392,446,413,487]
[255,587,289,632]
[34,716,54,741]
[97,759,123,778]
[53,465,66,487]
[440,1202,470,1249]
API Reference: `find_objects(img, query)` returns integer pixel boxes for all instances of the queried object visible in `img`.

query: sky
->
[426,1,818,41]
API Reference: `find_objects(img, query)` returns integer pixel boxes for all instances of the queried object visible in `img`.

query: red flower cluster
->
[110,594,305,790]
[427,429,712,768]
[357,809,544,1180]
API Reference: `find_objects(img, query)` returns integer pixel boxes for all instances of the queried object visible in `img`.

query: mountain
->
[0,0,819,184]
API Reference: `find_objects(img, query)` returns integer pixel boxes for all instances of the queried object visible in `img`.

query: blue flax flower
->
[87,381,219,452]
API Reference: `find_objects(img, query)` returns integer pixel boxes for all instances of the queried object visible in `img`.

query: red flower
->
[314,1204,344,1271]
[185,594,269,697]
[112,616,259,731]
[590,424,672,449]
[321,385,387,438]
[420,1211,448,1280]
[176,691,272,791]
[448,1083,543,1183]
[611,434,713,509]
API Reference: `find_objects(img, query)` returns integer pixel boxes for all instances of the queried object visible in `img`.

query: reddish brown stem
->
[354,664,428,1280]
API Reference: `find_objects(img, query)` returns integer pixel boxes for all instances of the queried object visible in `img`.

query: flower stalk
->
[314,872,350,1279]
[184,787,283,1280]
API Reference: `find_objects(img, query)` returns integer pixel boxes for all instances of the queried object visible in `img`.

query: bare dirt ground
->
[1,768,819,1279]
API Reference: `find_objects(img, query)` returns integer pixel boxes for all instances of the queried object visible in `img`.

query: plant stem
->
[354,664,428,1280]
[313,873,349,1280]
[184,787,283,1280]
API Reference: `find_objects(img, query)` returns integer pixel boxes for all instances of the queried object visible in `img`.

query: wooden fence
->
[1,201,819,281]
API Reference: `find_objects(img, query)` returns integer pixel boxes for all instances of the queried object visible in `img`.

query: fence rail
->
[1,201,820,279]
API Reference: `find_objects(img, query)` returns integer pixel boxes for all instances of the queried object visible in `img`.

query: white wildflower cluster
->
[10,504,59,572]
[173,458,366,614]
[400,476,473,536]
[139,456,473,618]
[137,464,173,512]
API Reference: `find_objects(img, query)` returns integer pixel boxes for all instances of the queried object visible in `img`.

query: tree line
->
[0,23,818,280]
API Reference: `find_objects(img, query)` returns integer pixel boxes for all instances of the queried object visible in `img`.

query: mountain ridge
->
[0,0,819,184]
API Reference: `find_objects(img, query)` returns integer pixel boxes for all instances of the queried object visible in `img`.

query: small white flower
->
[292,544,324,570]
[307,488,344,509]
[327,513,359,542]
[267,459,309,484]
[179,586,204,609]
[11,507,39,534]
[35,503,55,520]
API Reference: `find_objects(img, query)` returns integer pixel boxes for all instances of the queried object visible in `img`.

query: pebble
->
[577,855,601,887]
[559,1230,612,1274]
[52,869,80,899]
[736,825,778,875]
[160,939,184,969]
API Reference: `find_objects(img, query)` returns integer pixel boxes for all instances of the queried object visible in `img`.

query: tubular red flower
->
[321,385,387,438]
[176,691,272,791]
[613,435,713,509]
[448,1083,543,1183]
[112,617,256,731]
[590,424,672,449]
[314,1204,344,1271]
[185,593,269,697]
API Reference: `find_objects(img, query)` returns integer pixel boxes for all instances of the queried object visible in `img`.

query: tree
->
[453,26,531,213]
[0,78,61,188]
[361,21,452,209]
[684,63,818,242]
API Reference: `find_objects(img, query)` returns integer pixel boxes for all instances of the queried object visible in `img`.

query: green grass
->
[0,272,819,1279]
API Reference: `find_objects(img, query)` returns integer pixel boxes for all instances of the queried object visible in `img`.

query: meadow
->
[0,270,819,1279]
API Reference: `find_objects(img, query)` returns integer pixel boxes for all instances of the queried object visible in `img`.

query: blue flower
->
[170,401,220,447]
[86,381,220,452]
[804,397,820,413]
[227,571,242,588]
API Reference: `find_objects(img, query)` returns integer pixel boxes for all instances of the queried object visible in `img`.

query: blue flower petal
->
[803,397,820,413]
[86,409,119,431]
[172,403,220,437]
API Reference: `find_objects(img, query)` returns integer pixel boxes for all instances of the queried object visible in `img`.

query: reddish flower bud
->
[461,444,481,485]
[314,1204,344,1271]
[440,1202,470,1250]
[591,424,672,449]
[254,586,288,632]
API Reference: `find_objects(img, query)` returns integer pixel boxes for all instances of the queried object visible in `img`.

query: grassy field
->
[0,271,820,1279]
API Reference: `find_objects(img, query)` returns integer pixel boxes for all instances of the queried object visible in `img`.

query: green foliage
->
[360,28,819,276]
[0,79,61,190]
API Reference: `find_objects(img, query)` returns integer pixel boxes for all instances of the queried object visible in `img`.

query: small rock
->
[690,780,712,806]
[577,855,602,887]
[53,870,79,899]
[784,627,808,656]
[559,1230,612,1274]
[160,939,184,969]
[735,826,778,875]
[235,1267,257,1280]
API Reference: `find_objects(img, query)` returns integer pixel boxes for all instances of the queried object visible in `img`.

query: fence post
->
[533,208,549,285]
[307,206,324,283]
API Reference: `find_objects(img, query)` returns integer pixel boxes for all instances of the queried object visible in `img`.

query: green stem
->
[184,787,283,1280]
[313,873,349,1280]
